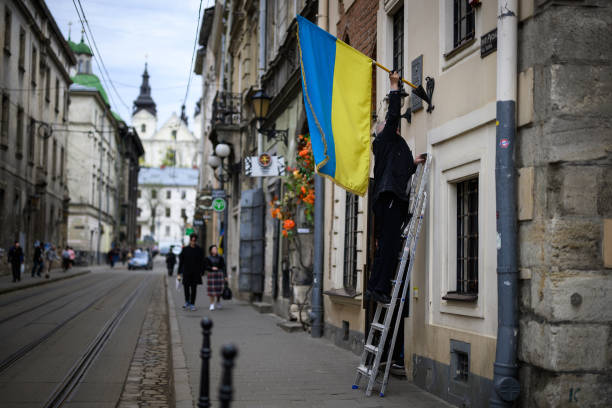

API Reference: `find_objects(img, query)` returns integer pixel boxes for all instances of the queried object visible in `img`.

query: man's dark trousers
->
[11,262,21,282]
[184,284,197,305]
[368,192,409,296]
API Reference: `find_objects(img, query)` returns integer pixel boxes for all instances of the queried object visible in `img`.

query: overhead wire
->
[70,0,130,117]
[181,0,205,110]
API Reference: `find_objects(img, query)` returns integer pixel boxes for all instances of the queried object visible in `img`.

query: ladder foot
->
[380,392,385,397]
[352,385,359,389]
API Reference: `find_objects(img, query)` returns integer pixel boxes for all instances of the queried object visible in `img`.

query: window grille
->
[453,0,475,49]
[343,192,359,290]
[392,7,404,76]
[456,178,478,294]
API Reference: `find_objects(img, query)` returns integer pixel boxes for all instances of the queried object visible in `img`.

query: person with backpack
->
[31,241,44,277]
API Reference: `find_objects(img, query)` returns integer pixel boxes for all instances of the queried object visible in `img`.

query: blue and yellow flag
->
[297,15,372,196]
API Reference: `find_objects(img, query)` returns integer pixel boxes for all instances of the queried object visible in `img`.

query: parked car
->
[128,250,153,270]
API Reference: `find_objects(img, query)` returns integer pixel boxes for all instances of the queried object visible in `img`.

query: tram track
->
[0,275,137,374]
[0,274,124,325]
[42,276,152,408]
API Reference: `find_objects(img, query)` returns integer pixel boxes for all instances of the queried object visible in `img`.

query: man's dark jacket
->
[166,252,176,268]
[33,246,43,263]
[178,245,204,286]
[372,91,416,204]
[8,246,24,266]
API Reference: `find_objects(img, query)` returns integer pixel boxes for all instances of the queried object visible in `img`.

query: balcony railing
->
[211,91,242,127]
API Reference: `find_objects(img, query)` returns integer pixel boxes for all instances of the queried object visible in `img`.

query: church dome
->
[68,37,93,56]
[72,73,109,105]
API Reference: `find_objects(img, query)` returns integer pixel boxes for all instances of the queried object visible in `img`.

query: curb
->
[0,270,91,296]
[166,275,195,408]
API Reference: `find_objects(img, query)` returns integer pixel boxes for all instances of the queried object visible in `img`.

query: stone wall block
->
[519,319,609,371]
[557,165,603,217]
[549,218,601,270]
[520,3,612,70]
[520,369,612,408]
[550,64,612,118]
[541,117,612,164]
[519,220,550,268]
[531,271,612,322]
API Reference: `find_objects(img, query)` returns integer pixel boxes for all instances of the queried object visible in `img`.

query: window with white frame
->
[392,6,404,76]
[343,192,359,290]
[455,177,478,295]
[453,0,475,49]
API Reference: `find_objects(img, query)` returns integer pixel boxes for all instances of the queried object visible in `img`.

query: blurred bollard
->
[218,344,238,408]
[197,317,213,408]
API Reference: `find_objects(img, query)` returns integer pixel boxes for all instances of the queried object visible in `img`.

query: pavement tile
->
[168,275,453,408]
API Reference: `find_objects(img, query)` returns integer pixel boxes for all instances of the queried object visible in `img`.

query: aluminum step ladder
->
[352,154,431,397]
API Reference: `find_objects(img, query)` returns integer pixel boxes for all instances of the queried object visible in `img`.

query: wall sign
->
[245,155,285,177]
[481,28,497,58]
[411,55,423,112]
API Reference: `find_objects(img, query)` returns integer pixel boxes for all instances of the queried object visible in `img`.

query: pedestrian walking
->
[68,247,75,268]
[365,71,425,370]
[204,245,227,311]
[178,233,204,311]
[31,241,44,277]
[61,246,71,272]
[166,247,177,276]
[43,244,59,279]
[7,241,24,283]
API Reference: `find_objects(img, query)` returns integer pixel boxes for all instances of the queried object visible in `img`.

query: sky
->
[47,0,213,130]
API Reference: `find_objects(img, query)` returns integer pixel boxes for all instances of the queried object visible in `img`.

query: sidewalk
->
[0,263,112,295]
[167,276,452,408]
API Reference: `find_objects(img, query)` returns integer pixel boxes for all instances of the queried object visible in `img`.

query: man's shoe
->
[373,291,391,305]
[390,362,407,377]
[182,302,189,309]
[190,305,197,311]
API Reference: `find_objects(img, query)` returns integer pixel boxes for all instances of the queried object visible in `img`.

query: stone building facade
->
[0,0,75,274]
[515,1,612,406]
[65,38,123,264]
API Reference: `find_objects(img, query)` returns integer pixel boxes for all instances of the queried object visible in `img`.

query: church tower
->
[132,63,157,148]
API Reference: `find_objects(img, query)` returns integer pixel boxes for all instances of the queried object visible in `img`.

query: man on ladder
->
[365,70,425,370]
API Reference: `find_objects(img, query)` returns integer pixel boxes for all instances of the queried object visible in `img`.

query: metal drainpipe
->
[491,0,521,406]
[257,0,266,174]
[311,0,328,339]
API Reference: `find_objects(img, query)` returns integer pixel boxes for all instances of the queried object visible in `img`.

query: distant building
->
[65,35,124,263]
[0,0,76,275]
[131,64,200,169]
[136,167,198,249]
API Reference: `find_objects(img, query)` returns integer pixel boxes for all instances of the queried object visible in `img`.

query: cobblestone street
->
[168,275,452,408]
[118,277,171,408]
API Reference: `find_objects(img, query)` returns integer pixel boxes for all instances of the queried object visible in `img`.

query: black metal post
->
[197,317,213,408]
[218,344,238,408]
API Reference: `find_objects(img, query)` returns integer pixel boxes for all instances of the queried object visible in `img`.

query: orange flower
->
[282,229,288,237]
[283,219,296,230]
[301,186,306,194]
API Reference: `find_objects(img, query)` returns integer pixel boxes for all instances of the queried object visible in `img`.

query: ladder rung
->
[364,344,379,354]
[380,302,390,308]
[371,322,385,331]
[357,365,371,377]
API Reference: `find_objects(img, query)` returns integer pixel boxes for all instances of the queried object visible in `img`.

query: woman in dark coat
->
[178,234,204,311]
[204,245,226,310]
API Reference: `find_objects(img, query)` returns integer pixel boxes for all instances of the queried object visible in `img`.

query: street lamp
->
[249,89,288,145]
[208,143,231,183]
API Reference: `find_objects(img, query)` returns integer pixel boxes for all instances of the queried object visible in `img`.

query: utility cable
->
[182,0,204,110]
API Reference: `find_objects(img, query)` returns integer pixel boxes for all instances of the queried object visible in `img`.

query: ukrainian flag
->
[297,15,372,196]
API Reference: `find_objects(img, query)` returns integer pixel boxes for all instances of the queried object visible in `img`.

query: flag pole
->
[373,61,432,105]
[374,61,418,89]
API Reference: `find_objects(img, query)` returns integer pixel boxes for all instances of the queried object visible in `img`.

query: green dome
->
[68,37,93,56]
[72,73,109,105]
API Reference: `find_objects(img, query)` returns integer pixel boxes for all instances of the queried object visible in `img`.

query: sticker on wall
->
[497,232,502,250]
[500,138,510,148]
